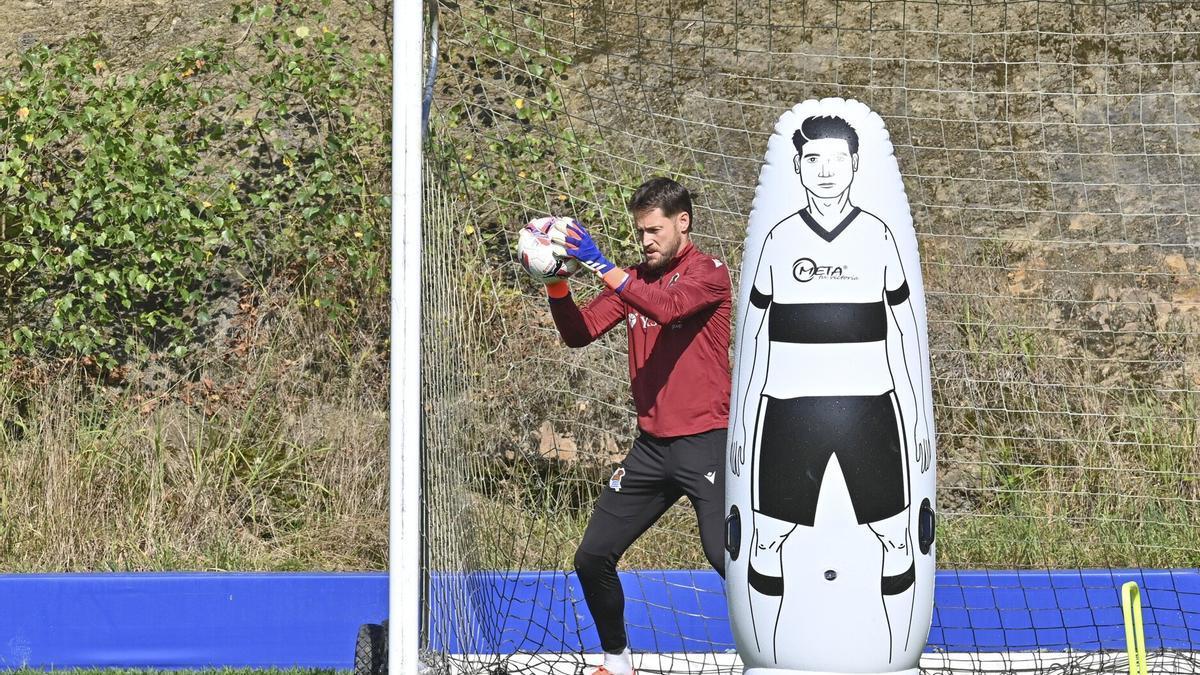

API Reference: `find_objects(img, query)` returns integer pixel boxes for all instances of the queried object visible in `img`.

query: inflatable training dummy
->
[725,98,936,675]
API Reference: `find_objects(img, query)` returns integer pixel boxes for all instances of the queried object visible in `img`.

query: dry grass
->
[0,297,389,572]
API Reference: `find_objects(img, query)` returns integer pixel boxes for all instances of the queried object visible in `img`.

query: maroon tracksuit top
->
[548,242,732,438]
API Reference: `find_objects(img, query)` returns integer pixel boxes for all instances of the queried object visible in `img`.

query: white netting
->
[420,1,1200,672]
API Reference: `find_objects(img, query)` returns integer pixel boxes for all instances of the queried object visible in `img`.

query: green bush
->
[1,36,236,367]
[0,0,391,370]
[228,0,390,316]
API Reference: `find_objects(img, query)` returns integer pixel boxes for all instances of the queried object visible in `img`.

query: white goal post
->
[391,0,423,673]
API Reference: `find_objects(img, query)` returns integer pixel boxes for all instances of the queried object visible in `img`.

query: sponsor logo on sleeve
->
[628,312,658,329]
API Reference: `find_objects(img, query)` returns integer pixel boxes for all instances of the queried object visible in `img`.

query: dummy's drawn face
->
[796,137,858,200]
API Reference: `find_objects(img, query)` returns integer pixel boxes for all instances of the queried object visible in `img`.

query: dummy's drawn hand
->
[914,425,932,474]
[730,426,747,477]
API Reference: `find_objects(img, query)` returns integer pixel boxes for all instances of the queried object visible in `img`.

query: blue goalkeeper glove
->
[552,219,629,290]
[556,219,614,273]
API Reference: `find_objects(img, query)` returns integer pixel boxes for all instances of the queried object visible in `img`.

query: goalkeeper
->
[543,177,731,675]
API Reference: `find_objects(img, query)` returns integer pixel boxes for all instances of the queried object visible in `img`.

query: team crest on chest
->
[608,467,626,491]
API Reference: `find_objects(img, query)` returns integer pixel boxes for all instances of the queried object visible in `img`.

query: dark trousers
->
[573,428,727,654]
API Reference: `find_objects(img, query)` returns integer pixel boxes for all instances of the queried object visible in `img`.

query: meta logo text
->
[792,257,854,282]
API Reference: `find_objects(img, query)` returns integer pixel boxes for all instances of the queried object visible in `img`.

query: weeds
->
[2,0,1199,578]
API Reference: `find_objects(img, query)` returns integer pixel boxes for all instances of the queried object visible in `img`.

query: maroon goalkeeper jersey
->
[549,242,732,438]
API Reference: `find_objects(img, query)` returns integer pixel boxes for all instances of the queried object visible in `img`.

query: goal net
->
[418,0,1200,672]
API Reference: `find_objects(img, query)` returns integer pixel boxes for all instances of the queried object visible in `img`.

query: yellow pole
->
[1121,581,1148,675]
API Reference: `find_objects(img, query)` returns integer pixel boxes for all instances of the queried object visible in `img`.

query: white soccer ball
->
[517,216,579,283]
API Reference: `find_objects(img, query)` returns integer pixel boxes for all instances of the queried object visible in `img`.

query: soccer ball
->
[517,216,579,283]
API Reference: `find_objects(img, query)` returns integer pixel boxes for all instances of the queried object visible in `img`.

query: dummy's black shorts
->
[752,393,906,527]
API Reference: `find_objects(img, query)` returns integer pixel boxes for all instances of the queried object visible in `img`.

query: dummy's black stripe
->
[881,563,916,595]
[799,207,861,243]
[750,287,772,309]
[768,301,886,343]
[748,565,784,597]
[886,281,910,306]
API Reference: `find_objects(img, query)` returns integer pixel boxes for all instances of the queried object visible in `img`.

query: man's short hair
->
[792,115,859,155]
[629,177,695,228]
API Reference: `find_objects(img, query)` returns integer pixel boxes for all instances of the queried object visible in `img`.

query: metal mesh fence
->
[419,1,1200,672]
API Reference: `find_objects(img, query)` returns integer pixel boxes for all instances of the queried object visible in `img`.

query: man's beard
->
[645,240,680,272]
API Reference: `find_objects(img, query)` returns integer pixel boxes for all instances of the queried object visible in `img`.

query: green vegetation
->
[1,0,387,368]
[1,0,1197,578]
[431,0,704,270]
[0,0,390,572]
[1,39,233,363]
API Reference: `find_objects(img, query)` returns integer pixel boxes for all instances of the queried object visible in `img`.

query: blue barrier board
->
[0,569,1197,668]
[0,573,387,669]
